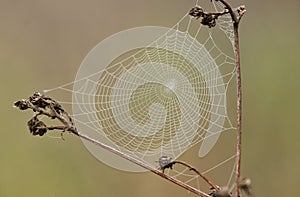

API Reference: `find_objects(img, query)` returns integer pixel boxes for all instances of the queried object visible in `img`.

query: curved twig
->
[172,161,218,190]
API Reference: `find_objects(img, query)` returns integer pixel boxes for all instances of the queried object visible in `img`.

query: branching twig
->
[189,6,230,28]
[14,92,211,197]
[158,157,218,190]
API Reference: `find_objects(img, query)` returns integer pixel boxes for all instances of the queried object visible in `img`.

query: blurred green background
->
[1,0,299,196]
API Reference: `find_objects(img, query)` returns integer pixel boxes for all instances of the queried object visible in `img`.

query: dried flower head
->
[189,5,229,28]
[27,116,48,136]
[210,186,232,197]
[201,14,218,28]
[29,92,49,109]
[238,177,252,196]
[14,99,29,110]
[189,6,204,19]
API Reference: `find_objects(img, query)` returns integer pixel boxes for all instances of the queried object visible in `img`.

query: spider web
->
[44,0,239,193]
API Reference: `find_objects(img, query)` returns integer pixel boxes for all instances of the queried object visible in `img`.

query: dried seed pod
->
[238,177,252,196]
[29,92,49,109]
[14,99,29,110]
[189,6,204,19]
[210,186,232,197]
[201,14,217,28]
[27,116,48,136]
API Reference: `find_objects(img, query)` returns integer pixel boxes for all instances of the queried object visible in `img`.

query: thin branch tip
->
[189,1,246,28]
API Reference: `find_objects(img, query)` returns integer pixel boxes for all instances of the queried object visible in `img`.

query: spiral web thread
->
[44,0,239,193]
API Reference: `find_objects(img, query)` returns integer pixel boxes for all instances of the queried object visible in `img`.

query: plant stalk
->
[70,129,211,197]
[216,1,244,196]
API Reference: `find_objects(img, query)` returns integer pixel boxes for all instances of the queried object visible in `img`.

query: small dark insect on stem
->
[159,157,218,190]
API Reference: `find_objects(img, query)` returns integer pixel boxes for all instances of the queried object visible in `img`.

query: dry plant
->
[14,1,252,197]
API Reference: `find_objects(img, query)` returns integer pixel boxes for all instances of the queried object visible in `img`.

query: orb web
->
[95,46,211,155]
[44,2,237,189]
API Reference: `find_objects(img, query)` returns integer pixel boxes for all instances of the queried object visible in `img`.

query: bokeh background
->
[1,0,299,196]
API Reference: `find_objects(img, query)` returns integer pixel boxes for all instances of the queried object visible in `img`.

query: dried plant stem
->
[216,1,245,197]
[234,24,242,197]
[73,130,211,197]
[48,127,211,197]
[15,95,210,197]
[171,161,217,190]
[189,2,246,194]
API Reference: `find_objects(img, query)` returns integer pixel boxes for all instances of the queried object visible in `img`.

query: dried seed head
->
[210,186,232,197]
[189,6,204,19]
[238,177,252,196]
[14,99,29,110]
[27,116,48,136]
[238,5,246,13]
[201,14,217,28]
[29,92,49,108]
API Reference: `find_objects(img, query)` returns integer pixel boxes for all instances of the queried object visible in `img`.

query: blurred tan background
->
[1,0,299,196]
